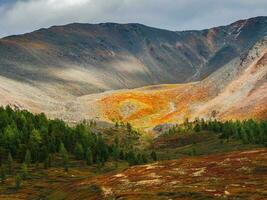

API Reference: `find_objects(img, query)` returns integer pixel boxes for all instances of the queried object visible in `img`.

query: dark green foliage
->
[43,154,52,169]
[126,151,137,166]
[74,143,84,160]
[85,148,93,166]
[7,152,13,174]
[0,166,6,183]
[24,149,31,166]
[21,163,28,180]
[141,153,148,164]
[194,123,201,132]
[151,151,158,161]
[3,107,249,169]
[15,173,22,190]
[192,119,267,145]
[119,150,125,160]
[191,146,197,156]
[59,142,69,172]
[111,136,120,161]
[0,106,143,167]
[125,150,148,166]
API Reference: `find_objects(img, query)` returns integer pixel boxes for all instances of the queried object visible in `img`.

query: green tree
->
[194,123,201,132]
[115,121,119,128]
[191,146,197,156]
[3,125,19,156]
[29,129,42,162]
[59,142,69,172]
[85,148,93,166]
[126,151,137,166]
[44,154,52,169]
[151,151,157,161]
[0,147,6,166]
[96,156,102,172]
[111,145,119,161]
[7,152,13,174]
[21,163,28,180]
[141,153,148,164]
[0,166,6,183]
[24,149,31,166]
[126,122,132,133]
[119,150,125,160]
[74,143,84,160]
[15,174,22,190]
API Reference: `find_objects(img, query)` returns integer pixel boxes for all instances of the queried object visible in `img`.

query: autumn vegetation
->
[0,106,266,199]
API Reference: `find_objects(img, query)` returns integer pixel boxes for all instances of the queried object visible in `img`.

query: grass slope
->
[44,149,267,200]
[0,131,265,200]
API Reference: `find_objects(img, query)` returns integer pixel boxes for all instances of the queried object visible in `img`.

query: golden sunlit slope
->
[0,34,266,129]
[78,37,267,128]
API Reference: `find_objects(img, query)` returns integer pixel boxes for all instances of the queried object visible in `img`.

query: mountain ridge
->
[0,16,266,128]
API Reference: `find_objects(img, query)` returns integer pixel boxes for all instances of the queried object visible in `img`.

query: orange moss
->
[99,82,213,128]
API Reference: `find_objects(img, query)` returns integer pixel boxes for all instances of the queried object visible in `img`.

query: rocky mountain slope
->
[0,16,266,95]
[65,36,267,128]
[0,16,266,127]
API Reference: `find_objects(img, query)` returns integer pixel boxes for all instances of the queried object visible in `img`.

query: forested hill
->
[0,105,158,169]
[0,106,266,167]
[0,106,266,198]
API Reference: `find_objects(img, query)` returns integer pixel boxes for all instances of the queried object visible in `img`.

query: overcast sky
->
[0,0,267,38]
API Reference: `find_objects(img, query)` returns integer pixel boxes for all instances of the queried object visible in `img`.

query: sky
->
[0,0,267,38]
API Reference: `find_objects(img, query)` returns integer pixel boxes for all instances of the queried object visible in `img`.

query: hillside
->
[1,16,267,93]
[0,107,266,200]
[0,16,266,127]
[52,36,267,127]
[1,148,266,200]
[82,149,267,200]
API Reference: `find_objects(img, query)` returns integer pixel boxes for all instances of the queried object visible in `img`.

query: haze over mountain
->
[0,16,266,127]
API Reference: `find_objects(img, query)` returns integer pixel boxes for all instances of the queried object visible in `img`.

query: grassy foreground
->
[1,148,266,200]
[0,130,266,200]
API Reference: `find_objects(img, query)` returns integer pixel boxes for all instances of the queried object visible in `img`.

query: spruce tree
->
[74,143,84,160]
[63,152,69,172]
[85,148,93,166]
[126,151,137,166]
[7,152,13,174]
[0,166,6,183]
[119,150,125,160]
[15,174,22,190]
[151,151,157,161]
[59,142,69,172]
[194,123,201,132]
[142,153,148,164]
[44,154,52,169]
[24,149,31,166]
[21,163,28,180]
[111,145,119,161]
